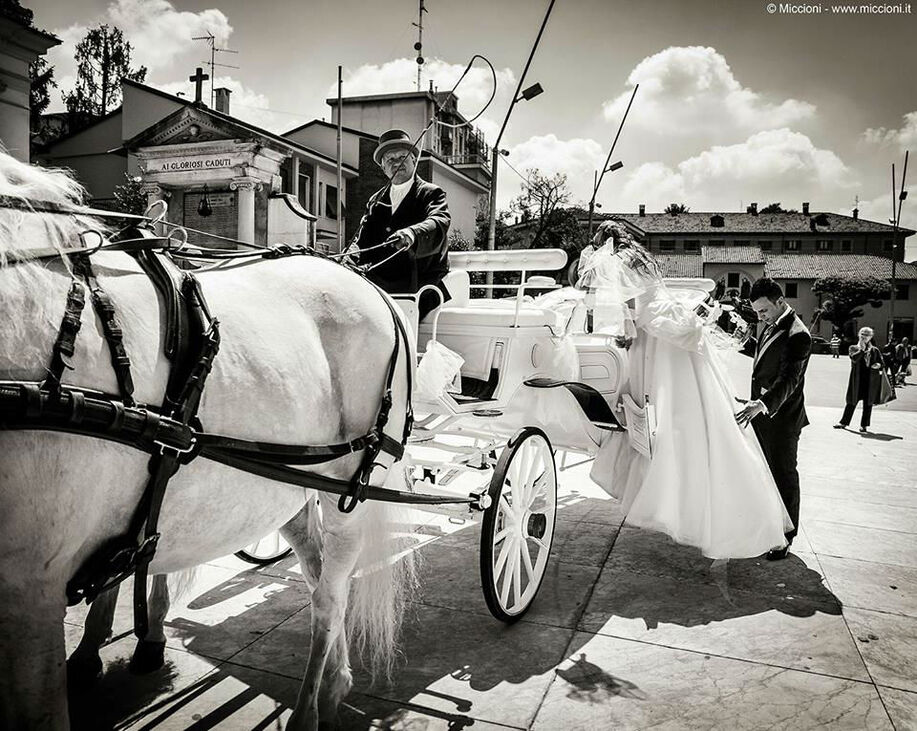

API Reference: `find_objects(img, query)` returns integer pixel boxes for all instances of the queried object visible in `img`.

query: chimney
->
[639,204,645,217]
[802,201,810,216]
[214,87,231,115]
[853,207,859,220]
[749,202,758,216]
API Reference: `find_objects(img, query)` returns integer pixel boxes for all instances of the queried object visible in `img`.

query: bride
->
[578,220,791,559]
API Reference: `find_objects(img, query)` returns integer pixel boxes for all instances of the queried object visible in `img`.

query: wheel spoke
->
[520,539,535,582]
[493,526,511,545]
[494,534,513,580]
[499,495,513,521]
[512,539,522,607]
[499,538,516,607]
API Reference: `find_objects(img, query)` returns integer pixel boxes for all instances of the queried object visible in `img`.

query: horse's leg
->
[0,586,68,729]
[66,584,119,688]
[287,507,361,730]
[130,574,168,674]
[280,495,323,593]
[317,627,353,723]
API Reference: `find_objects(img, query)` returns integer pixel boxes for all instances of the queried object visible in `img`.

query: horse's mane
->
[0,149,106,267]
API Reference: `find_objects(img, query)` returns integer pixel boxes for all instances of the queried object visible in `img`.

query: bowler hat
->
[373,129,416,165]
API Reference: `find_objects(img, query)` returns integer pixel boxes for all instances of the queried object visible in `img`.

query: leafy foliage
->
[811,276,891,335]
[511,170,573,249]
[29,58,56,127]
[64,25,147,122]
[112,174,147,216]
[760,202,799,214]
[663,203,690,214]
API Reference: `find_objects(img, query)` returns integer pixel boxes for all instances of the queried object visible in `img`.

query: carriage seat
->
[429,303,562,329]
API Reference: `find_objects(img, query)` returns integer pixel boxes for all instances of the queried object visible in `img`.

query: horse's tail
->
[347,459,418,683]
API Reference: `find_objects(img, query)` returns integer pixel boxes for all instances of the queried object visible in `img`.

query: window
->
[708,239,725,246]
[884,239,895,253]
[785,240,800,252]
[684,240,700,252]
[297,172,311,212]
[710,215,724,228]
[659,239,675,252]
[727,272,740,288]
[841,239,852,252]
[785,282,798,298]
[759,240,772,251]
[817,239,833,252]
[896,284,910,301]
[325,184,339,219]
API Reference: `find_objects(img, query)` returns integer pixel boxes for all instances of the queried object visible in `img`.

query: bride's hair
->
[593,219,659,276]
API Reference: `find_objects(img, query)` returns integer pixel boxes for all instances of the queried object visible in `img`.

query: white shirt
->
[389,178,414,213]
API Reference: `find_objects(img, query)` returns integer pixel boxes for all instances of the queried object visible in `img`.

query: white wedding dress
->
[580,245,792,559]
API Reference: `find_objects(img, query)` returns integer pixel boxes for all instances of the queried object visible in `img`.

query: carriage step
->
[524,378,624,431]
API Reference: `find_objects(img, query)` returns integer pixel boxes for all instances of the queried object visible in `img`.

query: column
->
[140,183,167,235]
[230,177,261,245]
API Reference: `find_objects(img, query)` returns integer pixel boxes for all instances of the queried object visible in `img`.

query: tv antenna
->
[412,0,427,91]
[192,31,239,107]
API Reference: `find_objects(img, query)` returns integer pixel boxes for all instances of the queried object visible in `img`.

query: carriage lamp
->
[197,185,213,217]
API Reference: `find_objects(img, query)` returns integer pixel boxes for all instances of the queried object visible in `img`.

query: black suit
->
[740,308,812,542]
[352,176,451,318]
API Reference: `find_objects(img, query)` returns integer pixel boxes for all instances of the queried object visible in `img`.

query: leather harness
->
[0,203,478,641]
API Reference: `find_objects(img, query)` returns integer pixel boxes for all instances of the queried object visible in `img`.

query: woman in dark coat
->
[834,326,885,432]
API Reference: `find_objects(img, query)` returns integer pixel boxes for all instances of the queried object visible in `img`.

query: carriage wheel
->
[235,531,293,565]
[480,427,557,622]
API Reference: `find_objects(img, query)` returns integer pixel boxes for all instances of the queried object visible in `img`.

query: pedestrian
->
[896,337,912,385]
[884,337,899,383]
[835,327,885,433]
[830,332,841,358]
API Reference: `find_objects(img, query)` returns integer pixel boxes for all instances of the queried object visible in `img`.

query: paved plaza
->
[65,354,917,730]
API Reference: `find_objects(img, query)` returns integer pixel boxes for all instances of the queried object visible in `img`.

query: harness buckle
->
[154,435,197,457]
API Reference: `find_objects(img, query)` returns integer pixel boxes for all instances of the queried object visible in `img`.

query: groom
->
[735,278,812,560]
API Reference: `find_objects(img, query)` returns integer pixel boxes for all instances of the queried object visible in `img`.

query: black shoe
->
[859,427,868,433]
[833,423,846,429]
[766,545,791,561]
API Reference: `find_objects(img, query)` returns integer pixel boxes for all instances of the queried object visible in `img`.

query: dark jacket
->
[352,176,451,294]
[741,307,812,431]
[845,344,884,406]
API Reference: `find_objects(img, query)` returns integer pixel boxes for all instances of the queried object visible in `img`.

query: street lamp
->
[587,161,623,239]
[485,0,556,294]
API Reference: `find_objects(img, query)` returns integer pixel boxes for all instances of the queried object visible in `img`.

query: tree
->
[664,203,689,214]
[811,276,891,336]
[112,174,147,216]
[511,170,574,249]
[64,24,147,123]
[29,58,56,127]
[760,202,799,214]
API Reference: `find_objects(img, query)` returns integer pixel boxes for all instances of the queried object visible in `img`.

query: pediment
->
[126,106,245,148]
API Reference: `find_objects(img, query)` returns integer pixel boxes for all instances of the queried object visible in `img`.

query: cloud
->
[617,128,857,212]
[602,46,816,140]
[47,0,232,110]
[153,76,287,132]
[503,134,604,206]
[862,111,917,151]
[340,57,515,142]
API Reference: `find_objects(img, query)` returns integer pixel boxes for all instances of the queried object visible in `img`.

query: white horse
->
[0,152,415,729]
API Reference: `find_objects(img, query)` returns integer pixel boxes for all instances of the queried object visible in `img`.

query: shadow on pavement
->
[858,431,904,442]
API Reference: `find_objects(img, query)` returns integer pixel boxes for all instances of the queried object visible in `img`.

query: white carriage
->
[389,248,717,621]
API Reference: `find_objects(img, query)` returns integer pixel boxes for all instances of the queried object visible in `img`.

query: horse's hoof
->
[129,639,166,674]
[66,654,103,690]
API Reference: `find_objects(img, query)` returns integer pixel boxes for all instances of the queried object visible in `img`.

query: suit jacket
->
[740,307,812,432]
[352,176,451,294]
[845,344,883,406]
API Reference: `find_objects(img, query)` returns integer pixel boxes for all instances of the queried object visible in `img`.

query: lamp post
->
[485,0,556,293]
[587,160,623,239]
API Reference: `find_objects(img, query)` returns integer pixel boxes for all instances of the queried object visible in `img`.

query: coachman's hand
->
[385,229,415,251]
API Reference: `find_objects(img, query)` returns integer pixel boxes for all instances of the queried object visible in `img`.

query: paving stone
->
[844,608,917,692]
[578,568,867,680]
[819,555,917,617]
[806,521,917,568]
[877,686,917,730]
[801,495,917,533]
[533,633,892,731]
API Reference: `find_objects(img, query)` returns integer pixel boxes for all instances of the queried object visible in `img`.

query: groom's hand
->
[736,399,766,427]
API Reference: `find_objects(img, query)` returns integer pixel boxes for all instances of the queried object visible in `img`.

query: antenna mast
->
[192,31,239,106]
[412,0,427,91]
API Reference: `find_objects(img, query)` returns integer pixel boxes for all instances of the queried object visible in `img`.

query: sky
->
[30,0,917,258]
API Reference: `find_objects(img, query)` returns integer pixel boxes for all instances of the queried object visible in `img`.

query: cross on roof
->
[189,67,209,104]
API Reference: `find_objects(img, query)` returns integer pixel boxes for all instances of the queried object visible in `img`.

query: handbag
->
[878,368,896,405]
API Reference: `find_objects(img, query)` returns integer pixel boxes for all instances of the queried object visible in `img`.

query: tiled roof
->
[702,245,765,263]
[655,254,704,278]
[610,211,912,236]
[763,254,917,280]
